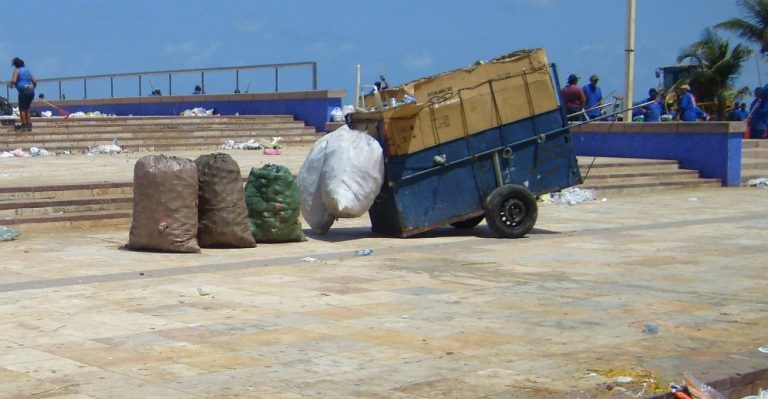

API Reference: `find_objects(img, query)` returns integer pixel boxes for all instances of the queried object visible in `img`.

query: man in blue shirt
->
[582,74,603,120]
[642,88,662,122]
[675,84,697,121]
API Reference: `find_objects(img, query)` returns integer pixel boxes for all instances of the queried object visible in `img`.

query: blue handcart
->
[350,49,582,238]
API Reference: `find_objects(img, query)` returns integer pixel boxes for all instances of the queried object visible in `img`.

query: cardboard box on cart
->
[349,48,560,157]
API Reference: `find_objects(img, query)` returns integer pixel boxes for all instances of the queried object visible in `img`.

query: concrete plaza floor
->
[0,148,767,398]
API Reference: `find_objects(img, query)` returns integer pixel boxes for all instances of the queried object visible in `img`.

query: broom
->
[38,98,70,118]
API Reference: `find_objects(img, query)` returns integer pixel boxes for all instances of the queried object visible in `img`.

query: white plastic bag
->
[320,125,384,218]
[330,107,344,122]
[297,135,336,234]
[297,125,385,233]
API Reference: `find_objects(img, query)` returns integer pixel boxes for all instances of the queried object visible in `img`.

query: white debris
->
[546,187,597,205]
[40,110,53,117]
[745,177,768,188]
[67,111,113,118]
[219,139,263,150]
[181,107,214,116]
[89,139,123,154]
[301,256,319,263]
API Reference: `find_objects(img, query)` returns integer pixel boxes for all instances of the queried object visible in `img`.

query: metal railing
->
[10,61,317,101]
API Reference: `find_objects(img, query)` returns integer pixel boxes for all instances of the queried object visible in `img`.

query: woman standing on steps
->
[9,57,37,132]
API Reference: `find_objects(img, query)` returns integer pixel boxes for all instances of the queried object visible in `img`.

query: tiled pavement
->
[0,148,767,397]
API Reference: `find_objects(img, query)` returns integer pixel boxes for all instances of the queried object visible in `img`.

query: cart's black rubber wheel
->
[449,215,484,229]
[484,185,538,238]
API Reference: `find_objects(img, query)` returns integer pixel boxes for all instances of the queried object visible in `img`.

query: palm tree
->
[677,28,753,120]
[715,0,768,56]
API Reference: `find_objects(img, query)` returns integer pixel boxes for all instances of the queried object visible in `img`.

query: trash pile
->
[744,177,768,188]
[219,139,263,150]
[88,140,124,154]
[67,111,114,118]
[180,107,215,116]
[298,125,384,234]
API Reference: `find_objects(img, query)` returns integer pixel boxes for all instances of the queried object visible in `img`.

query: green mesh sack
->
[245,164,306,242]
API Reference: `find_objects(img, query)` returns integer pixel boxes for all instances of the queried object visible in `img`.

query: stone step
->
[742,139,768,149]
[578,159,682,175]
[582,169,701,184]
[742,147,768,160]
[741,159,768,170]
[580,178,723,196]
[1,209,132,232]
[0,182,134,201]
[0,195,132,217]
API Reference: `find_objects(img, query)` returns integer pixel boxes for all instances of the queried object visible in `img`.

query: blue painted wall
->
[571,122,743,186]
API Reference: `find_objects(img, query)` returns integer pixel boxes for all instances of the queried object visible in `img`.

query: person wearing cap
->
[641,88,663,122]
[561,74,586,122]
[674,84,697,121]
[582,74,603,120]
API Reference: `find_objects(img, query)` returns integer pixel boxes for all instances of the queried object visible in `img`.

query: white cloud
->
[403,52,433,71]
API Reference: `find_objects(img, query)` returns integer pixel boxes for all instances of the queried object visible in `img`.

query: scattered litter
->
[67,111,113,118]
[29,147,51,157]
[354,248,373,256]
[186,323,203,328]
[759,345,768,353]
[88,139,123,154]
[745,177,768,188]
[615,376,634,384]
[40,110,53,117]
[219,139,263,150]
[180,107,214,116]
[263,136,283,149]
[0,148,31,158]
[546,187,597,205]
[642,324,660,335]
[0,226,21,241]
[196,287,211,296]
[301,256,319,263]
[688,197,699,201]
[263,148,281,155]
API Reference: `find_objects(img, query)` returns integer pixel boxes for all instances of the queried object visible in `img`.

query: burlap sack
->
[245,164,306,242]
[195,153,256,248]
[128,155,200,253]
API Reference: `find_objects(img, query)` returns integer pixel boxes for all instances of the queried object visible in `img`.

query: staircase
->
[0,116,742,232]
[0,115,319,153]
[741,139,768,183]
[577,157,722,195]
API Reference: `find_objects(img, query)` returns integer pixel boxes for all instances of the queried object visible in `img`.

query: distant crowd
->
[560,73,767,139]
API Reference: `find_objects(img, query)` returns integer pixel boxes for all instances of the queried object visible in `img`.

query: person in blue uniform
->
[675,84,697,121]
[193,85,203,95]
[749,86,768,138]
[582,74,603,120]
[642,88,662,122]
[9,57,37,132]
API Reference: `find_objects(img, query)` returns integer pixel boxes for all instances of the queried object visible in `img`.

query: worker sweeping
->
[9,57,37,132]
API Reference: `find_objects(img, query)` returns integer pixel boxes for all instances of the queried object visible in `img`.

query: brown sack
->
[195,153,256,248]
[128,155,200,253]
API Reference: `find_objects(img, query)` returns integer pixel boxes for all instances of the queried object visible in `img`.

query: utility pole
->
[624,0,636,122]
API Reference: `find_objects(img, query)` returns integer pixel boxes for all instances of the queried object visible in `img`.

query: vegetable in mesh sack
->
[245,164,306,242]
[195,153,256,248]
[128,155,200,253]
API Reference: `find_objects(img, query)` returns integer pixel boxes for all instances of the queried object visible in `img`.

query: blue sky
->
[3,0,761,105]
